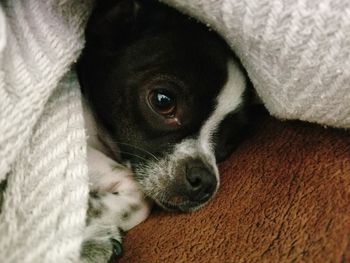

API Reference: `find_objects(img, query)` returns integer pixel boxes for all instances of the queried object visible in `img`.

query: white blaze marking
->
[199,59,246,156]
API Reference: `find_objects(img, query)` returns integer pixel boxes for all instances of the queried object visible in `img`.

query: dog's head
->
[78,0,250,212]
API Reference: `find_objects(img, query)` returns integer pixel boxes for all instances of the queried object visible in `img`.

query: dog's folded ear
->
[85,0,142,47]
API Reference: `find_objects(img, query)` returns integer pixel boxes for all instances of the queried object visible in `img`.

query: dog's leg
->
[81,146,151,263]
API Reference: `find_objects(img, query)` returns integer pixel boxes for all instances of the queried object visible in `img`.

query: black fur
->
[77,0,250,211]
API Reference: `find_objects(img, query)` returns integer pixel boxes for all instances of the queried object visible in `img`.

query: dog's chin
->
[155,199,209,213]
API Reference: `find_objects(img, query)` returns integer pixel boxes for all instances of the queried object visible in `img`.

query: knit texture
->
[0,0,93,262]
[0,72,88,263]
[0,0,92,181]
[162,0,350,128]
[0,0,350,262]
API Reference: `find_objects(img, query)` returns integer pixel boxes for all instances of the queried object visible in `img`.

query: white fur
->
[82,101,151,258]
[167,59,246,184]
[199,59,246,154]
[87,147,134,192]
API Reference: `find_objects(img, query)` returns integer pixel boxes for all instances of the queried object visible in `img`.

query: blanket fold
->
[0,71,89,263]
[0,1,92,262]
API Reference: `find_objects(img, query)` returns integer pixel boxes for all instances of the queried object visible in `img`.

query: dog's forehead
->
[127,31,229,80]
[199,59,246,154]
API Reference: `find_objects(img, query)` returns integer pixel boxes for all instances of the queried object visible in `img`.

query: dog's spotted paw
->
[81,238,123,263]
[82,188,150,263]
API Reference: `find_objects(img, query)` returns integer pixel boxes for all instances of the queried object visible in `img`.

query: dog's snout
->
[185,165,217,202]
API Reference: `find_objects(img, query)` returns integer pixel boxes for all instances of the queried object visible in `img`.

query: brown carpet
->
[119,109,350,263]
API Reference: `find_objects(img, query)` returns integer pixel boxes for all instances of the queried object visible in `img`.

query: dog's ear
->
[85,0,142,46]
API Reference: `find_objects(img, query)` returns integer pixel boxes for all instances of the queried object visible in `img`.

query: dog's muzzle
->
[159,158,218,212]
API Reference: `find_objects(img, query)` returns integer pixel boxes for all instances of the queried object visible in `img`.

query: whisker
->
[114,141,160,161]
[118,150,165,172]
[119,150,164,176]
[118,150,153,163]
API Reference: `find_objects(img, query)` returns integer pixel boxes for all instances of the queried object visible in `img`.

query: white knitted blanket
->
[0,1,93,262]
[0,0,349,262]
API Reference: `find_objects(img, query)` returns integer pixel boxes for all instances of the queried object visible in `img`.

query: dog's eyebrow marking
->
[199,59,246,155]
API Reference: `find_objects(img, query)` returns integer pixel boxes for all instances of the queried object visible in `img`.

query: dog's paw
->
[82,189,150,263]
[81,238,123,263]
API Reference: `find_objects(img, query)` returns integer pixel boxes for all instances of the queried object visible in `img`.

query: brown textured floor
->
[119,109,350,263]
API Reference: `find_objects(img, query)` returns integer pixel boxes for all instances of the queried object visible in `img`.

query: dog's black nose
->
[185,165,217,202]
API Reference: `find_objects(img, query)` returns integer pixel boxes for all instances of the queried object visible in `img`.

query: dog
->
[77,0,251,262]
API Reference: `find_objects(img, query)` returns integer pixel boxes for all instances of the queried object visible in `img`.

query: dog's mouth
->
[157,201,180,211]
[155,197,211,213]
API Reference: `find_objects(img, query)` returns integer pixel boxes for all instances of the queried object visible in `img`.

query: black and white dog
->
[77,0,250,262]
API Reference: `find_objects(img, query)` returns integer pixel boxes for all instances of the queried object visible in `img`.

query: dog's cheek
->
[135,156,185,202]
[213,109,249,163]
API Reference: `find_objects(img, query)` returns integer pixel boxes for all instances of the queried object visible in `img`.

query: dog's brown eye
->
[148,89,176,117]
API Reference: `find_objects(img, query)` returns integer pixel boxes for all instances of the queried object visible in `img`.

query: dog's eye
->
[148,89,176,117]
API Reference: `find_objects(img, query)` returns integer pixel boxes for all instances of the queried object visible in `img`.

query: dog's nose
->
[185,165,217,202]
